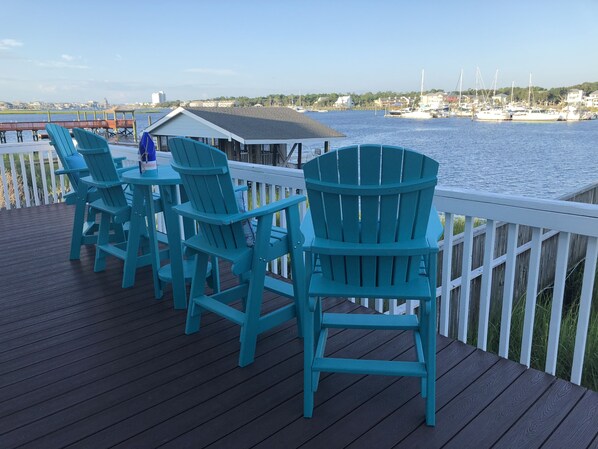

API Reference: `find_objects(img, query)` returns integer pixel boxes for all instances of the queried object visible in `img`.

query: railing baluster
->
[29,152,40,206]
[477,219,496,350]
[499,223,519,358]
[48,152,58,203]
[520,226,542,366]
[0,157,10,209]
[440,212,454,336]
[545,231,571,375]
[39,151,49,205]
[19,154,31,207]
[458,216,474,343]
[9,154,20,209]
[571,236,598,384]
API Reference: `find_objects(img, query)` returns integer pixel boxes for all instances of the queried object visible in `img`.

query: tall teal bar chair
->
[301,144,442,426]
[72,128,167,279]
[169,137,306,367]
[46,123,125,260]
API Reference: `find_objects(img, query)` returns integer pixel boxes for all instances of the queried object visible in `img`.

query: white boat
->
[511,74,561,122]
[511,108,561,122]
[400,109,434,119]
[475,108,512,121]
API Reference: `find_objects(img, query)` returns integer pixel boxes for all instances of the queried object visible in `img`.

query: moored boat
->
[511,108,561,122]
[474,108,512,121]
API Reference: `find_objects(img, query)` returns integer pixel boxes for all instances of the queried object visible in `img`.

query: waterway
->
[2,109,597,199]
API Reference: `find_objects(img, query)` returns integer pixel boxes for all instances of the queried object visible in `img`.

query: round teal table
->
[121,165,194,309]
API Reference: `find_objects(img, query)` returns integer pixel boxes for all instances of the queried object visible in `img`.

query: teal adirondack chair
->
[169,137,306,367]
[71,128,167,278]
[302,144,442,426]
[46,124,127,260]
[46,123,100,260]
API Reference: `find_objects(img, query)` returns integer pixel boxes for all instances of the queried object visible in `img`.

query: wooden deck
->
[1,203,597,449]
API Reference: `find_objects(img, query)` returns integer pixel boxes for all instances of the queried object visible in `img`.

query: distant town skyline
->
[1,1,597,104]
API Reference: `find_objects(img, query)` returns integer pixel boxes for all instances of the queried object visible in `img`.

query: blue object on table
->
[301,144,443,426]
[138,131,157,173]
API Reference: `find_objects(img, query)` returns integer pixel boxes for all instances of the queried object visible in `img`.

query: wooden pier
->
[0,119,136,143]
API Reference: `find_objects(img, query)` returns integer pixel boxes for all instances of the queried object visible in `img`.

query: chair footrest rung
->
[322,313,419,330]
[193,296,245,325]
[313,357,427,377]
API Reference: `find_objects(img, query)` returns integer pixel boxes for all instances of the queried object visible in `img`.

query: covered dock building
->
[144,106,345,168]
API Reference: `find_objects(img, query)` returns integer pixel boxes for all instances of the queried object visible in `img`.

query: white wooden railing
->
[2,141,597,387]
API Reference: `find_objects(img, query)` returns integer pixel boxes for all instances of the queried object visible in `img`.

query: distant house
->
[491,93,508,106]
[188,100,238,108]
[143,107,345,168]
[420,92,447,109]
[334,95,354,109]
[585,91,598,108]
[566,89,584,104]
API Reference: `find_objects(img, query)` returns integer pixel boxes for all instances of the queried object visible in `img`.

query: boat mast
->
[528,73,532,107]
[458,68,463,108]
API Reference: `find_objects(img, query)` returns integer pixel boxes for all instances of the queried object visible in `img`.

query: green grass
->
[484,261,598,391]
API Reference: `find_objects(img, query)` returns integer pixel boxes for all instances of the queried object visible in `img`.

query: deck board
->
[0,203,597,449]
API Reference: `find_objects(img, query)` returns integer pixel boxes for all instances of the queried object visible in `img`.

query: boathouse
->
[143,107,345,167]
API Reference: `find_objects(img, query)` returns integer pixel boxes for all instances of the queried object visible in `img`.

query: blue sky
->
[1,0,597,103]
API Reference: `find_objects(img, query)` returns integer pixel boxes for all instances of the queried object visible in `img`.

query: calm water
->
[2,109,597,199]
[307,110,598,199]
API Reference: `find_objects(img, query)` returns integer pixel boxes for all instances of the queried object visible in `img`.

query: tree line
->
[155,81,598,109]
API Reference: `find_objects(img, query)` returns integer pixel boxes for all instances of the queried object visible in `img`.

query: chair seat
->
[309,272,432,300]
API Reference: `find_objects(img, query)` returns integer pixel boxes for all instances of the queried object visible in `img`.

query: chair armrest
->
[426,206,443,249]
[234,185,248,193]
[173,195,306,226]
[117,166,138,175]
[55,167,89,176]
[300,210,315,250]
[112,156,127,168]
[80,175,125,189]
[240,195,306,221]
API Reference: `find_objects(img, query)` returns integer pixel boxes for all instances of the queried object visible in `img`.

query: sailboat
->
[511,74,560,122]
[474,69,512,121]
[401,70,434,119]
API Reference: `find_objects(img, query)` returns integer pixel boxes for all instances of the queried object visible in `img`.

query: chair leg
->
[238,258,267,367]
[426,298,437,426]
[208,256,220,294]
[185,252,210,334]
[94,213,112,272]
[303,297,315,418]
[69,196,88,260]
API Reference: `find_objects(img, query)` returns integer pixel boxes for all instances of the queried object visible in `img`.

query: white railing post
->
[440,212,454,336]
[499,223,519,358]
[520,226,542,367]
[545,231,571,375]
[458,216,474,343]
[477,219,496,351]
[571,236,598,384]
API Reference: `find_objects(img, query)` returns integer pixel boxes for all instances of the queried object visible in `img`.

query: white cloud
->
[184,68,236,76]
[33,59,89,69]
[61,54,75,61]
[0,39,24,50]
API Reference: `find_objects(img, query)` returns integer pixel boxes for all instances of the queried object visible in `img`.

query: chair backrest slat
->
[72,128,127,209]
[169,137,247,250]
[304,144,438,288]
[45,124,82,188]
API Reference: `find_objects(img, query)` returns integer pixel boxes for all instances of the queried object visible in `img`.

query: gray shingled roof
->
[185,107,345,141]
